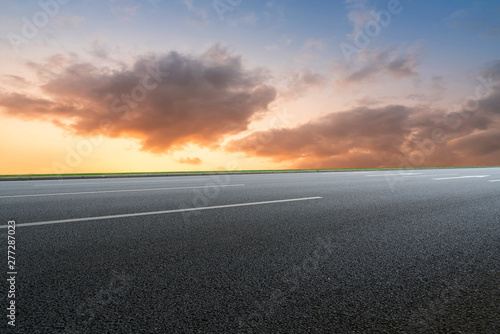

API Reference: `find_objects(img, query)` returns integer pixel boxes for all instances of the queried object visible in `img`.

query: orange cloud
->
[177,157,202,165]
[0,45,277,153]
[227,61,500,169]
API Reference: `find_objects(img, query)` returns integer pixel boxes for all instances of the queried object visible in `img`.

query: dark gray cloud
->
[0,45,277,153]
[338,46,420,85]
[227,105,414,167]
[228,60,500,168]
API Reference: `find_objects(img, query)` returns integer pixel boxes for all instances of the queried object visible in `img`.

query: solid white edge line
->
[365,173,422,176]
[32,179,212,186]
[0,197,323,228]
[321,171,370,174]
[0,184,245,199]
[400,173,459,177]
[433,175,490,180]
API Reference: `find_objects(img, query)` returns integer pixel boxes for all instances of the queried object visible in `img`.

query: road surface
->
[1,168,499,333]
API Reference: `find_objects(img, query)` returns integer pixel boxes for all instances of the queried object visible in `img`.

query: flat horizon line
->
[1,165,500,181]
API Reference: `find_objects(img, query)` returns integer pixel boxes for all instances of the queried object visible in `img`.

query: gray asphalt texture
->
[1,167,500,333]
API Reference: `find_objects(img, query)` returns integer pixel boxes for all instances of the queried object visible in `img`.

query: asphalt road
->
[1,168,500,333]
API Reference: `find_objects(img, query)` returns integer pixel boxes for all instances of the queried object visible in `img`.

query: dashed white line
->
[433,175,490,180]
[488,180,500,182]
[0,184,245,199]
[0,197,323,228]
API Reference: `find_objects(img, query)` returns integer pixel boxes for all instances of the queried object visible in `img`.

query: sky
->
[0,0,499,175]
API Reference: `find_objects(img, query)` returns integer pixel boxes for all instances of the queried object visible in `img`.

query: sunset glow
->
[1,0,499,174]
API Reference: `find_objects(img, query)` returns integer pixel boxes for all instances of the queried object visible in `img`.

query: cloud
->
[177,157,202,165]
[336,45,421,86]
[446,3,500,39]
[25,54,75,80]
[345,0,373,36]
[227,61,500,168]
[227,12,258,26]
[2,75,31,88]
[182,0,195,10]
[281,69,327,99]
[266,44,280,51]
[182,0,208,25]
[355,95,383,106]
[227,105,414,167]
[52,15,85,29]
[0,45,277,153]
[404,76,447,103]
[90,37,115,59]
[264,0,287,23]
[265,36,292,51]
[293,39,325,63]
[109,0,140,22]
[303,39,324,51]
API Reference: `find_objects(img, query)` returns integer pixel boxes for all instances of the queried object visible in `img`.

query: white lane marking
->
[0,184,245,199]
[32,179,211,187]
[365,173,422,176]
[321,171,370,174]
[0,197,323,228]
[401,173,459,177]
[433,175,490,180]
[488,180,500,182]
